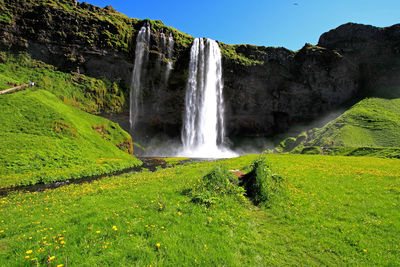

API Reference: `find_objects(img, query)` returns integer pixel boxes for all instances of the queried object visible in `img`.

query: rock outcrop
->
[318,22,400,99]
[1,0,398,139]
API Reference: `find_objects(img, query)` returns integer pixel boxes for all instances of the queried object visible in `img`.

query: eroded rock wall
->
[2,1,398,139]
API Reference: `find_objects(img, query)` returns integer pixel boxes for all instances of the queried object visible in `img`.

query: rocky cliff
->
[1,0,398,139]
[318,22,400,99]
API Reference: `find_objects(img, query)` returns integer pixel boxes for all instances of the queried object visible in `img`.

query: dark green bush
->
[187,165,245,207]
[241,157,285,207]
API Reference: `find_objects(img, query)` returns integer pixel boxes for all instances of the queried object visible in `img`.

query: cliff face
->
[221,43,358,136]
[318,23,400,99]
[1,0,397,139]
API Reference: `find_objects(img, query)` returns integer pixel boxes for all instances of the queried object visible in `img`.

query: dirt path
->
[0,84,28,95]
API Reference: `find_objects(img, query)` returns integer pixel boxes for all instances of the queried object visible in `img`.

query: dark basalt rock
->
[1,1,398,140]
[318,22,400,99]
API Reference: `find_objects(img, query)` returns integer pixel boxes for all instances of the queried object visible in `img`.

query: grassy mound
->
[0,154,399,265]
[241,157,286,206]
[0,52,126,113]
[186,165,245,207]
[0,89,141,188]
[277,97,400,156]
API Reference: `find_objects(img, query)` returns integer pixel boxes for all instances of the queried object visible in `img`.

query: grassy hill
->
[0,52,126,114]
[277,97,400,157]
[0,154,399,265]
[0,89,141,188]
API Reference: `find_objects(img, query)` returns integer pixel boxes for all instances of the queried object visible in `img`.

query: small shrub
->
[241,157,285,207]
[186,165,245,207]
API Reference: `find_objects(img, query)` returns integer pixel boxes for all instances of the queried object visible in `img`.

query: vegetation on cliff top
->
[1,154,399,265]
[0,89,141,188]
[1,0,193,54]
[276,97,400,157]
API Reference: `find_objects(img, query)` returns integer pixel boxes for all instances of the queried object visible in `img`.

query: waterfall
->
[159,32,174,85]
[165,33,174,83]
[180,38,236,158]
[130,23,151,131]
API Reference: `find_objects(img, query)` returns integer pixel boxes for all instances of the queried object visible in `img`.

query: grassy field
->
[0,89,141,188]
[0,154,398,266]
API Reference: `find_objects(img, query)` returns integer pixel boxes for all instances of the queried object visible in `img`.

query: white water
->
[179,38,237,158]
[159,32,174,85]
[130,24,151,131]
[165,33,174,83]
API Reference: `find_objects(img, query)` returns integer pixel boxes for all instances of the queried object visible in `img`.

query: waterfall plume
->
[130,23,150,131]
[179,38,237,158]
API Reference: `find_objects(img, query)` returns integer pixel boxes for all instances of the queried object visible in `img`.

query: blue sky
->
[84,0,400,51]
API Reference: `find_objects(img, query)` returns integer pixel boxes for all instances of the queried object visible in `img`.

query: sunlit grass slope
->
[277,98,400,155]
[0,154,399,265]
[0,89,140,188]
[310,98,400,147]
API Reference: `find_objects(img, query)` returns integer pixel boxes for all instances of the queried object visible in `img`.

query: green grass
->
[323,146,400,158]
[0,154,399,265]
[0,89,141,188]
[277,97,400,155]
[0,52,126,114]
[308,98,400,147]
[219,43,264,66]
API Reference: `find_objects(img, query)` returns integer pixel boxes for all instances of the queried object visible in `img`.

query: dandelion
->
[26,250,33,254]
[60,241,66,245]
[57,265,64,267]
[48,256,55,261]
[156,243,161,248]
[96,231,100,234]
[112,226,118,231]
[25,256,30,259]
[363,249,367,253]
[177,211,182,216]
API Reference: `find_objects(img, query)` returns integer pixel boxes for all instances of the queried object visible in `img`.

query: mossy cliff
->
[1,0,399,139]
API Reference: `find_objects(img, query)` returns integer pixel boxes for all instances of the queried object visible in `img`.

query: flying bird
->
[293,2,299,6]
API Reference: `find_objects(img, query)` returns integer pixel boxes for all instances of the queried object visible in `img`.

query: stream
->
[0,157,214,197]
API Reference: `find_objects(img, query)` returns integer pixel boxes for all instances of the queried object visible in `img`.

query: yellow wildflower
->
[25,250,33,254]
[156,243,161,248]
[96,231,100,234]
[48,256,55,261]
[25,256,30,259]
[112,226,118,231]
